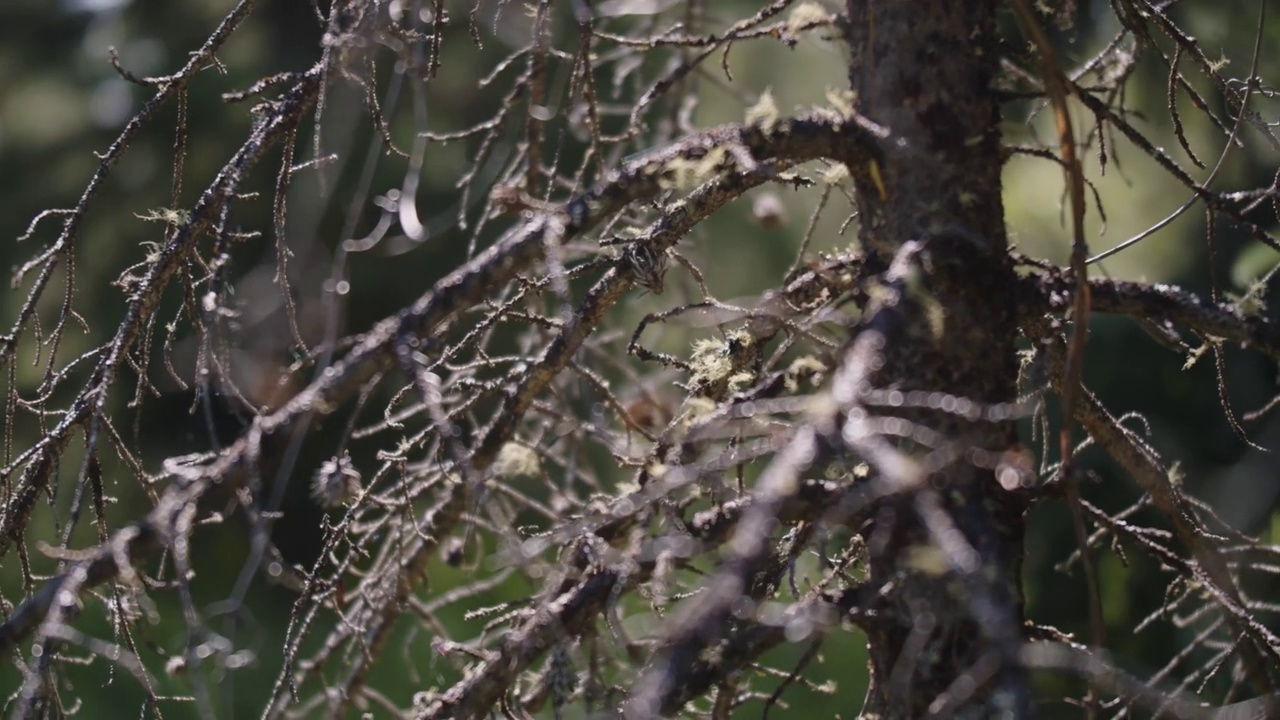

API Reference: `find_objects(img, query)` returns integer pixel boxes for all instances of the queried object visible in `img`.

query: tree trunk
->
[840,3,1033,716]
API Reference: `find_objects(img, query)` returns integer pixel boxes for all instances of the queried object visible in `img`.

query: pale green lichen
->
[689,337,735,388]
[135,208,190,226]
[788,1,835,30]
[660,146,733,191]
[825,88,856,116]
[745,88,779,130]
[785,355,828,392]
[493,442,542,479]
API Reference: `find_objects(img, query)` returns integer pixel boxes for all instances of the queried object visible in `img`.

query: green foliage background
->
[1,0,1279,716]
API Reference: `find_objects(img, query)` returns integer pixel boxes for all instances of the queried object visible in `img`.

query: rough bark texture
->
[841,3,1032,716]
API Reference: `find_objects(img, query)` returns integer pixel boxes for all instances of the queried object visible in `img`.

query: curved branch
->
[1,110,882,704]
[1018,269,1280,359]
[1037,336,1280,702]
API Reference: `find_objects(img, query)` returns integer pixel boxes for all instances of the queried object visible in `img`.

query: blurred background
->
[2,0,1280,716]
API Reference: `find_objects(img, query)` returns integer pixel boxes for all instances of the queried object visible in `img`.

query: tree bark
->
[840,2,1033,716]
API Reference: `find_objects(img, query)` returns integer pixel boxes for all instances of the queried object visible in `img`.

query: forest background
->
[1,0,1280,717]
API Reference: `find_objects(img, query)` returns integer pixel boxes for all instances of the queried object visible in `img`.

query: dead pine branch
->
[4,1,1280,718]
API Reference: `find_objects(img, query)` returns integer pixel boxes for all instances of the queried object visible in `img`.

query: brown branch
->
[0,62,324,560]
[1037,336,1280,702]
[1018,269,1280,359]
[2,110,882,708]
